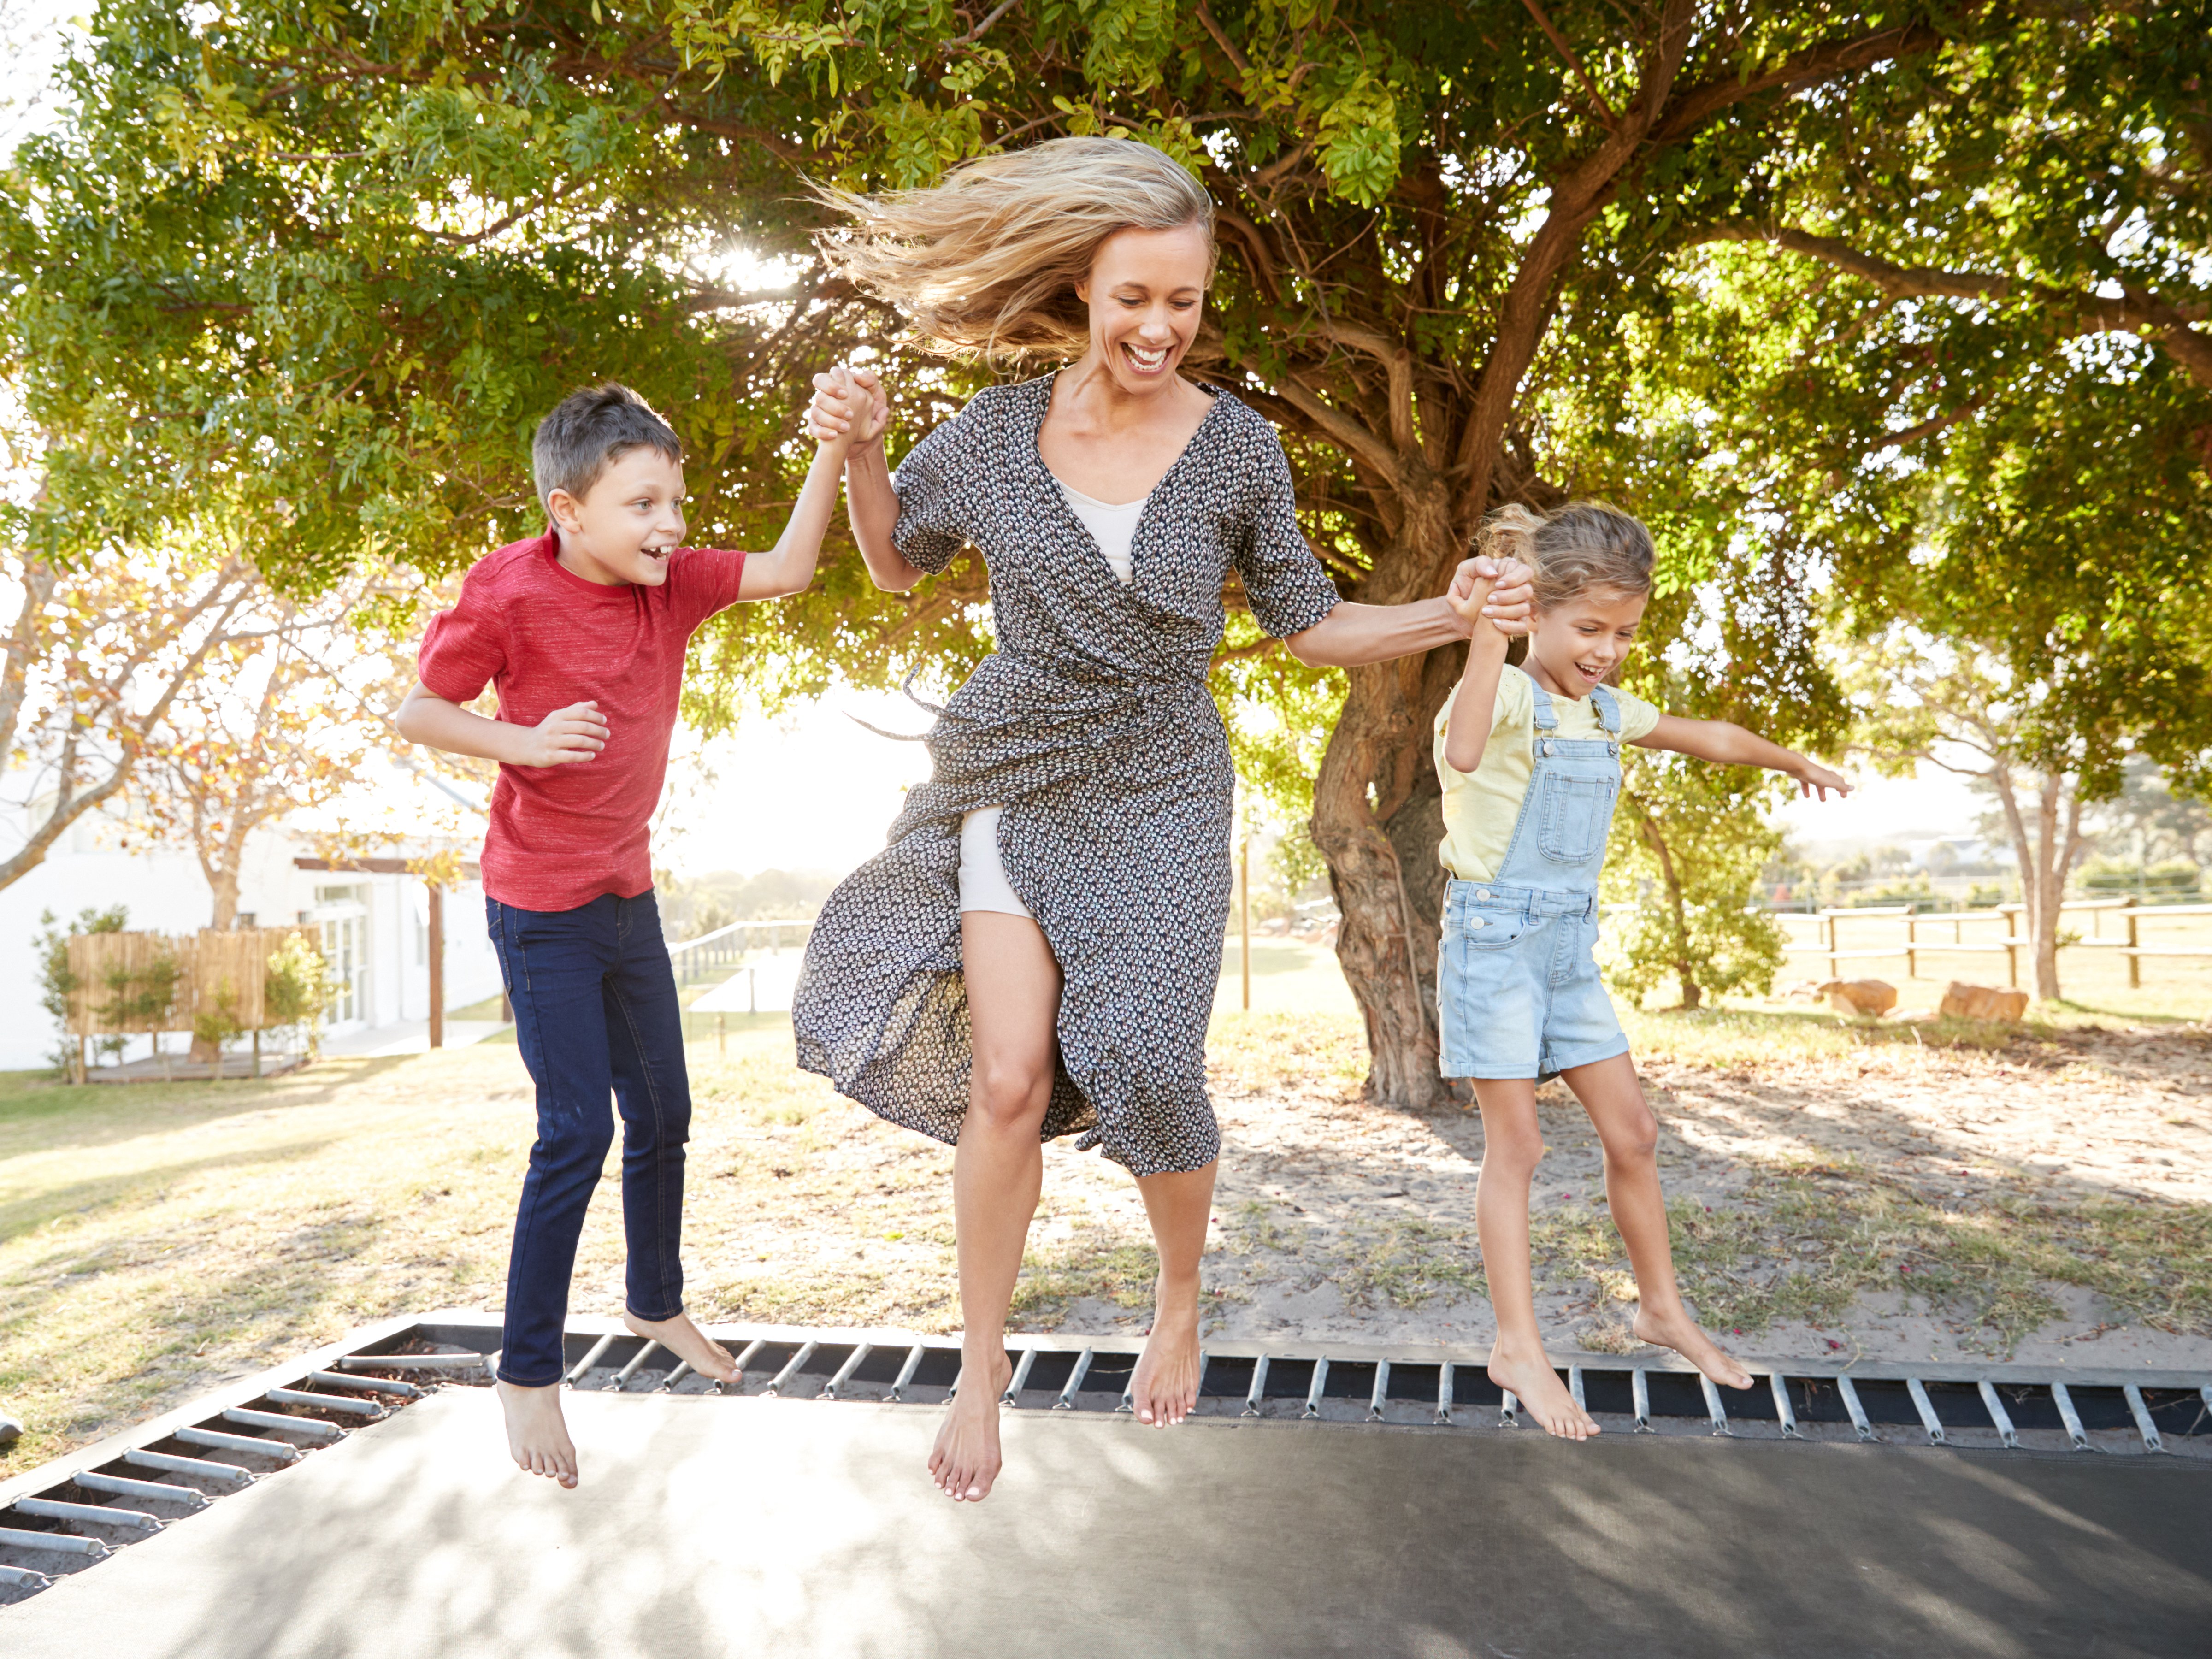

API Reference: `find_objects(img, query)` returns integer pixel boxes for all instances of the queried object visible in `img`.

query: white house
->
[0,791,504,1072]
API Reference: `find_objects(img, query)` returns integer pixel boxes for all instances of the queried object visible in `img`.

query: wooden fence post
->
[2005,904,2020,989]
[427,881,445,1050]
[2126,896,2141,989]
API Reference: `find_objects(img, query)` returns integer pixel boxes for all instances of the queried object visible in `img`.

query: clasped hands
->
[1448,555,1534,639]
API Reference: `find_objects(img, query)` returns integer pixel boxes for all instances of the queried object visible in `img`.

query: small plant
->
[193,989,243,1071]
[100,955,182,1031]
[33,905,129,1079]
[262,933,333,1055]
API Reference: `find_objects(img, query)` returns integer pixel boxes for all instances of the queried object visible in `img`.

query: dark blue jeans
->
[487,891,690,1387]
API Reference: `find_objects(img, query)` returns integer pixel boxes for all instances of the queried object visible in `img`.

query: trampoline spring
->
[662,1363,693,1392]
[1303,1358,1330,1420]
[1977,1381,2019,1449]
[223,1407,342,1442]
[1905,1378,1947,1446]
[1568,1367,1586,1414]
[307,1371,421,1399]
[1056,1348,1094,1411]
[1369,1360,1391,1421]
[564,1334,621,1386]
[1001,1347,1038,1405]
[728,1339,768,1391]
[2050,1382,2090,1451]
[263,1387,382,1418]
[1835,1376,1877,1443]
[1699,1374,1732,1436]
[121,1449,252,1488]
[1770,1373,1799,1439]
[614,1342,664,1391]
[1193,1350,1209,1413]
[1631,1369,1652,1432]
[822,1344,873,1400]
[0,1564,53,1590]
[11,1497,159,1533]
[1434,1362,1453,1426]
[766,1342,820,1398]
[1498,1390,1520,1429]
[70,1473,209,1511]
[176,1426,299,1463]
[1242,1354,1268,1418]
[337,1352,486,1372]
[0,1524,108,1558]
[2122,1385,2165,1453]
[887,1345,927,1404]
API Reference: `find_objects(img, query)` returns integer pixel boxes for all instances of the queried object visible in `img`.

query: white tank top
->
[1056,478,1147,585]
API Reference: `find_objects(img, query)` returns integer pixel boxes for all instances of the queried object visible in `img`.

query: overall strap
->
[1591,684,1622,736]
[1528,680,1560,732]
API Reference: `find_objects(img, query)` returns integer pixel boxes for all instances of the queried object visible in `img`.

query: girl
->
[1437,502,1849,1440]
[795,137,1535,1501]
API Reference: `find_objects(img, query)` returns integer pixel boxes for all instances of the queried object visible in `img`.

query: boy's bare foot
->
[1130,1274,1203,1427]
[1488,1345,1599,1441]
[929,1351,1014,1502]
[496,1380,579,1488]
[623,1310,743,1383]
[1634,1306,1754,1390]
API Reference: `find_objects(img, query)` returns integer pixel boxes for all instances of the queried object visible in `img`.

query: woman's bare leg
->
[1130,1161,1215,1426]
[930,910,1061,1502]
[1472,1078,1599,1439]
[1557,1053,1752,1389]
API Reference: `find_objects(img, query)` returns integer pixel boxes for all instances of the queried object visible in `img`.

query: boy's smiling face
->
[548,446,687,587]
[1527,588,1649,698]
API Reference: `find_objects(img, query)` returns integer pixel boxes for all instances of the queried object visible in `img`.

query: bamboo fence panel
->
[66,929,312,1035]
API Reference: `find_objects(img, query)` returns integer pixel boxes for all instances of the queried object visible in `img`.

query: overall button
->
[1468,917,1486,930]
[1475,888,1491,900]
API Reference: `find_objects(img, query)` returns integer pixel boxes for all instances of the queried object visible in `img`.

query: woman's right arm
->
[808,367,928,593]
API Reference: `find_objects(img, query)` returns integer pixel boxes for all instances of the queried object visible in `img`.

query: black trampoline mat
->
[3,1388,2206,1658]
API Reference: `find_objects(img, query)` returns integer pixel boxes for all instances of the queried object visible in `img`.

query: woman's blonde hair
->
[1477,502,1655,611]
[811,136,1216,361]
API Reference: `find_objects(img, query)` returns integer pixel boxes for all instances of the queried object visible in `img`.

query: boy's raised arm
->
[1634,713,1851,800]
[395,683,608,768]
[737,366,865,600]
[807,366,925,593]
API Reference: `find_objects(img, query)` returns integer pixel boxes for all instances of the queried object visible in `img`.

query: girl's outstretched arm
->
[1440,581,1510,774]
[1635,714,1851,799]
[806,366,923,592]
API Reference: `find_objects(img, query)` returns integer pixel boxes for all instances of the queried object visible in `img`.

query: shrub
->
[33,905,129,1078]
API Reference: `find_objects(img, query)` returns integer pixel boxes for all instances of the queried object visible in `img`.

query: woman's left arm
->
[1286,558,1533,667]
[1635,714,1852,800]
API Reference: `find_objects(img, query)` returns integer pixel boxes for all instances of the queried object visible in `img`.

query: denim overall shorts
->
[1438,682,1632,1081]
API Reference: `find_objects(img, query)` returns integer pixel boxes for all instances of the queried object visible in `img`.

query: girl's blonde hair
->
[1477,502,1654,610]
[811,136,1216,361]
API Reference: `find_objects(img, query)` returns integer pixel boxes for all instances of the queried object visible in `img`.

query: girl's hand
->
[805,365,890,448]
[1792,758,1852,801]
[1447,555,1535,637]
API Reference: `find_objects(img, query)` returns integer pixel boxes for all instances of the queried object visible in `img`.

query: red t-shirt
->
[416,528,747,912]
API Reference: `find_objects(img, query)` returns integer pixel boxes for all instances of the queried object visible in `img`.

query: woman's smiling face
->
[1077,221,1211,396]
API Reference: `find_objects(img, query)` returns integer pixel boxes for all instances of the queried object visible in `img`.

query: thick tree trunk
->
[1994,766,2088,1002]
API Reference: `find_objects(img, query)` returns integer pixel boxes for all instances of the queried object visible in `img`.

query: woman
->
[795,137,1531,1502]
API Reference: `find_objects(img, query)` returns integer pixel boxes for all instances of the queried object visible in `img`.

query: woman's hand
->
[805,365,890,448]
[1449,555,1534,637]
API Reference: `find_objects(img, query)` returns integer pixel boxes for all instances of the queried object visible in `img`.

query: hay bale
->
[1817,978,1898,1018]
[1939,981,2029,1023]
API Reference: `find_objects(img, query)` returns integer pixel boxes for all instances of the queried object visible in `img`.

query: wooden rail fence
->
[1783,897,2212,989]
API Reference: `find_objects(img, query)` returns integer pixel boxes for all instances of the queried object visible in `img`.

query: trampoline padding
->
[2,1389,2204,1659]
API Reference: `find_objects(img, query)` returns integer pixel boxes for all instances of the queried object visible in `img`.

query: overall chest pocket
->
[1445,897,1532,950]
[1537,773,1620,864]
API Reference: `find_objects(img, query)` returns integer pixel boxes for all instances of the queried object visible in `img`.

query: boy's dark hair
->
[532,384,684,513]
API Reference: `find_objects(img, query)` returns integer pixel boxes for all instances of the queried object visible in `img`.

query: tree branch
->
[1519,0,1619,127]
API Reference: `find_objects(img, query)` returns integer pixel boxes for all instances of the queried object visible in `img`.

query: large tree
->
[18,1,2203,1103]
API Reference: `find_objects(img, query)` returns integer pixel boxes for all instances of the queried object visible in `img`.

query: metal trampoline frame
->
[4,1311,2207,1603]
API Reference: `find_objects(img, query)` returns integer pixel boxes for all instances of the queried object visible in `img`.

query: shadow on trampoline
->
[4,1380,2206,1659]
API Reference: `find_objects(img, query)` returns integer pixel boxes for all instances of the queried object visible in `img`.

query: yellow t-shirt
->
[1433,665,1662,882]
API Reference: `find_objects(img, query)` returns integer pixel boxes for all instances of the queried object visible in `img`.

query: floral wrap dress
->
[791,374,1342,1175]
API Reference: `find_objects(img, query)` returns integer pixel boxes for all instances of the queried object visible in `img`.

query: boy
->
[397,379,868,1488]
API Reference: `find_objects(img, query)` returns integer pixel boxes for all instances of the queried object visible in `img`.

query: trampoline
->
[2,1314,2206,1658]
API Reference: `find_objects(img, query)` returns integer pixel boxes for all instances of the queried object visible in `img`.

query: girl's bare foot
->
[929,1352,1014,1502]
[624,1310,743,1383]
[1634,1306,1754,1389]
[1487,1345,1599,1441]
[1130,1275,1203,1427]
[496,1380,579,1488]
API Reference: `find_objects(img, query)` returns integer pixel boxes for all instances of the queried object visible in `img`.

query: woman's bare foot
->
[1634,1305,1754,1389]
[496,1380,579,1488]
[624,1310,743,1383]
[1488,1344,1599,1441]
[930,1351,1014,1502]
[1130,1274,1203,1427]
